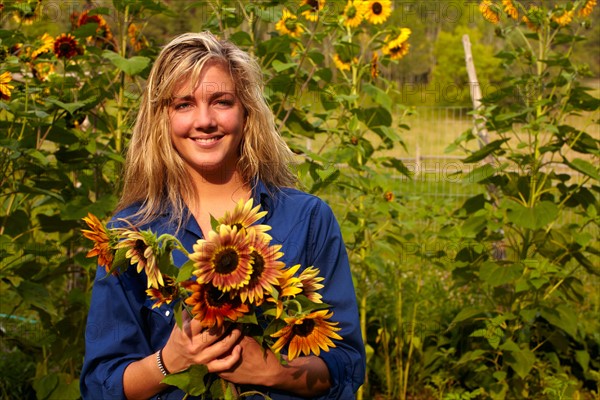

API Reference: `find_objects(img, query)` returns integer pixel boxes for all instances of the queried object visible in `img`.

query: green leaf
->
[540,304,578,338]
[161,365,209,396]
[507,201,558,230]
[362,83,392,112]
[462,139,509,163]
[479,261,522,286]
[176,259,195,283]
[463,164,495,183]
[16,281,57,316]
[500,340,535,379]
[45,97,86,116]
[566,158,600,181]
[450,307,485,325]
[357,107,392,128]
[271,60,297,73]
[210,214,220,231]
[102,51,150,76]
[460,215,487,238]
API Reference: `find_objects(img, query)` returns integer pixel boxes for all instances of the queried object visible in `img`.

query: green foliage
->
[1,1,599,399]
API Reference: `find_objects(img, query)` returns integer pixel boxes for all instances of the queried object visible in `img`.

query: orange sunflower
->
[218,198,270,237]
[361,0,392,25]
[185,283,250,328]
[382,28,411,61]
[276,9,305,38]
[300,0,325,22]
[370,52,379,79]
[116,229,163,289]
[191,225,253,292]
[78,10,114,43]
[238,235,285,305]
[271,310,342,361]
[82,213,116,273]
[53,34,83,59]
[0,71,15,101]
[146,275,179,308]
[298,266,324,303]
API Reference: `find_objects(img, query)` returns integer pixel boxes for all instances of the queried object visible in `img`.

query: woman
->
[81,31,365,399]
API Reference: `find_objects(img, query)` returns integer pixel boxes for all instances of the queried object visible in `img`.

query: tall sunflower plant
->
[82,198,341,398]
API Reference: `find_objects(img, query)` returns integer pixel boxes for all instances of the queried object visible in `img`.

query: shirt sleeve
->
[80,219,175,399]
[307,200,366,398]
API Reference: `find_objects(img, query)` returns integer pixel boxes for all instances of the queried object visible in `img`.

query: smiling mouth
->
[191,136,223,144]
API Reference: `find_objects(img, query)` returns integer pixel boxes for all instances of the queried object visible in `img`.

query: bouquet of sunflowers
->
[82,199,341,398]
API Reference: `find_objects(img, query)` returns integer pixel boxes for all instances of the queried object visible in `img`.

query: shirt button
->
[165,310,170,317]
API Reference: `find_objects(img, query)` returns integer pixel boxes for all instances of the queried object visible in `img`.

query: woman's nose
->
[192,106,217,131]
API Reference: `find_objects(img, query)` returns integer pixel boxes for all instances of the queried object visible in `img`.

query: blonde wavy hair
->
[116,32,297,226]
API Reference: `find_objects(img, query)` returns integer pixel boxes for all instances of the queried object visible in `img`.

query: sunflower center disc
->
[215,248,240,274]
[293,319,316,337]
[372,2,383,15]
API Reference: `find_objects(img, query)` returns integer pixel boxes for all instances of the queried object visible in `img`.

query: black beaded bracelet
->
[156,348,170,376]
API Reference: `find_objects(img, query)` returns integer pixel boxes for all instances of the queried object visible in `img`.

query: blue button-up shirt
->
[81,181,366,399]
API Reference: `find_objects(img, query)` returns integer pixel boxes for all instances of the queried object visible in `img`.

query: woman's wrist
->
[156,348,170,376]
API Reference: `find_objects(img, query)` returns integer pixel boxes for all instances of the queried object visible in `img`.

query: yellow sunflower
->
[12,2,37,25]
[31,33,54,59]
[479,1,500,24]
[31,62,55,82]
[361,0,392,25]
[522,6,542,32]
[268,264,303,318]
[146,275,179,308]
[53,33,83,59]
[0,71,15,101]
[502,0,518,19]
[218,198,270,237]
[382,28,411,61]
[185,283,250,329]
[343,0,363,27]
[276,9,305,38]
[191,225,253,292]
[300,0,325,22]
[333,53,351,71]
[116,229,163,289]
[238,234,285,305]
[82,213,116,273]
[552,9,574,26]
[579,0,597,17]
[271,310,342,361]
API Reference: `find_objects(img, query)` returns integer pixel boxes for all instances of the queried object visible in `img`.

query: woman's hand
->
[218,334,331,397]
[217,335,282,386]
[161,311,242,374]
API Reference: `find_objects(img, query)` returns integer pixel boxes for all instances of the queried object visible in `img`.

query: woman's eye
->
[214,97,234,107]
[173,102,192,110]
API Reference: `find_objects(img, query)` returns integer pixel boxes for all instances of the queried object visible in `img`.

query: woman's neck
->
[185,167,251,236]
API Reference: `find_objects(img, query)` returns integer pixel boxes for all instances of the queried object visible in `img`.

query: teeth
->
[192,137,219,143]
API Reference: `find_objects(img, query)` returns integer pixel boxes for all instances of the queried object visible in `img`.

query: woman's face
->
[169,62,245,179]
